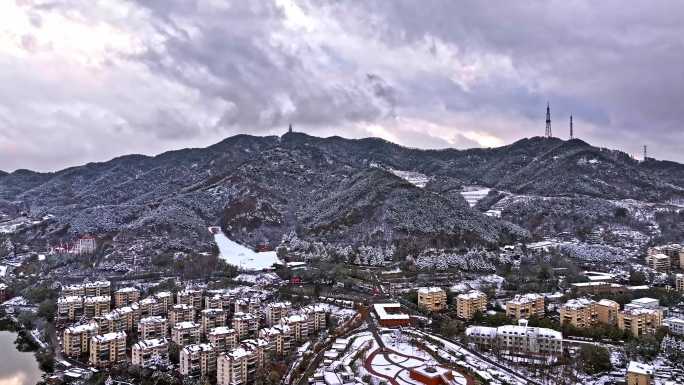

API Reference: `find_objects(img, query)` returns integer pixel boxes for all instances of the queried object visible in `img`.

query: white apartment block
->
[466,320,563,358]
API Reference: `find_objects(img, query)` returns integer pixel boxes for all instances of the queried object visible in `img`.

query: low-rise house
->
[373,303,410,327]
[626,361,654,385]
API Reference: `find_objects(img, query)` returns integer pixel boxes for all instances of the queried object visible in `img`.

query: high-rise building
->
[201,309,226,336]
[89,331,127,367]
[232,312,258,339]
[208,327,238,353]
[180,343,216,378]
[265,302,291,326]
[138,316,168,340]
[83,296,111,319]
[132,338,169,368]
[171,321,201,347]
[169,304,195,327]
[114,287,140,308]
[63,322,99,358]
[217,343,265,385]
[676,274,684,293]
[177,288,203,311]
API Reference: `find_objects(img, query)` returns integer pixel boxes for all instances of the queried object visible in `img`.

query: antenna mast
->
[569,115,573,139]
[545,103,552,137]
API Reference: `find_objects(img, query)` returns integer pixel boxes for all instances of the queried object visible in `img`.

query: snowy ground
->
[460,186,491,207]
[213,232,280,270]
[389,169,430,188]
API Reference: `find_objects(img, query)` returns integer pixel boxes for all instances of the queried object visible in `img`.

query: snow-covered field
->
[460,186,491,207]
[389,169,430,188]
[214,232,279,270]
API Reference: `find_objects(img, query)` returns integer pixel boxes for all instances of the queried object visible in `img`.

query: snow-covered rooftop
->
[373,303,409,320]
[627,361,653,376]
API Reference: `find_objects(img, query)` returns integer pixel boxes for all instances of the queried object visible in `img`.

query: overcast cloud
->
[0,0,682,171]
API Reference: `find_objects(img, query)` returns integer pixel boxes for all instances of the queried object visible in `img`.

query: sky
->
[0,0,683,172]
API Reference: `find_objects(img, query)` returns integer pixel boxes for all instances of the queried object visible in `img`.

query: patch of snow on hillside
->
[214,232,279,270]
[389,169,430,188]
[460,186,491,207]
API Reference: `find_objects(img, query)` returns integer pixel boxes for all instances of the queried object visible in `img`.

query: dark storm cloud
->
[0,0,682,172]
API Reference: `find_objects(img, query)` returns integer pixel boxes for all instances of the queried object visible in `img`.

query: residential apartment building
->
[676,274,684,293]
[645,253,671,273]
[103,304,141,332]
[265,302,291,326]
[417,287,447,312]
[83,296,111,319]
[663,317,684,336]
[302,305,327,332]
[177,289,203,311]
[131,338,169,368]
[171,321,201,347]
[618,308,663,337]
[57,296,84,322]
[505,293,545,320]
[89,331,127,367]
[62,280,111,298]
[63,322,99,358]
[139,297,162,318]
[596,299,621,326]
[235,298,261,316]
[560,298,596,328]
[232,312,258,339]
[169,304,195,327]
[648,244,684,269]
[138,316,168,340]
[180,343,217,378]
[205,294,224,310]
[154,291,173,315]
[456,290,487,320]
[114,287,140,308]
[208,327,238,353]
[217,344,265,385]
[626,361,654,385]
[258,324,292,356]
[466,320,563,358]
[201,309,226,335]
